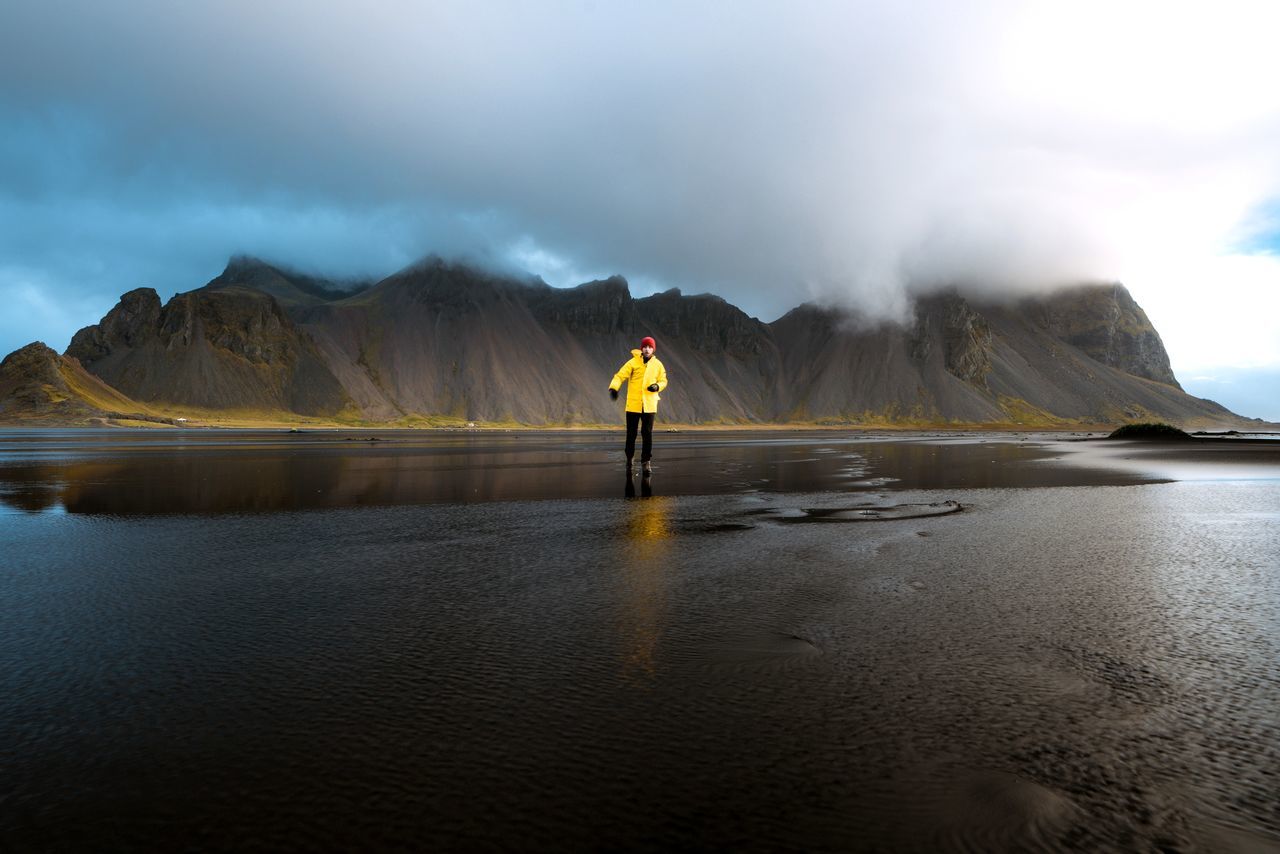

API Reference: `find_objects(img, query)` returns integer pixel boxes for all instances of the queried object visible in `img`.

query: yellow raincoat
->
[610,350,668,413]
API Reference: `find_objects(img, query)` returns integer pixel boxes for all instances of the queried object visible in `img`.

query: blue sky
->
[3,1,1279,421]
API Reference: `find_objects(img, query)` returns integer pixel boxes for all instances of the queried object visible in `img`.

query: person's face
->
[641,344,654,358]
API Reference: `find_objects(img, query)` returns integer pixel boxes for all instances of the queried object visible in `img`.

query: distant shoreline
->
[0,417,1274,435]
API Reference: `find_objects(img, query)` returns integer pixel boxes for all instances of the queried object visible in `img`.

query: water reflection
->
[617,495,671,684]
[6,431,1280,850]
[0,450,621,514]
[0,429,1213,515]
[623,468,654,499]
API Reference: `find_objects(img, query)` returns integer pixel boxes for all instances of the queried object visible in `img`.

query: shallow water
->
[0,429,1163,515]
[2,431,1279,850]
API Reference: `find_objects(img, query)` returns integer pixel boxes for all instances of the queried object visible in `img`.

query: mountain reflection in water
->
[0,429,1158,515]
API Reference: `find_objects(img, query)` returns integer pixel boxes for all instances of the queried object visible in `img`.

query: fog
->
[2,1,1279,384]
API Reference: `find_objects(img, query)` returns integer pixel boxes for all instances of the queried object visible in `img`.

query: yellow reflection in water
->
[618,492,672,685]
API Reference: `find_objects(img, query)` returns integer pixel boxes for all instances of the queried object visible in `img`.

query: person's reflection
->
[617,492,670,685]
[623,467,655,499]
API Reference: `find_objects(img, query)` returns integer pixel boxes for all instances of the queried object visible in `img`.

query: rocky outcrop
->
[67,283,349,415]
[909,294,994,387]
[941,296,993,386]
[66,288,163,362]
[528,276,635,334]
[1027,284,1180,388]
[0,342,153,424]
[2,342,64,387]
[634,289,773,358]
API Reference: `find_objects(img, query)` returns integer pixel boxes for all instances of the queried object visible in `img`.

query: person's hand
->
[647,383,660,392]
[610,388,619,400]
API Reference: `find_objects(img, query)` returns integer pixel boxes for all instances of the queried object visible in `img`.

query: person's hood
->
[631,349,642,358]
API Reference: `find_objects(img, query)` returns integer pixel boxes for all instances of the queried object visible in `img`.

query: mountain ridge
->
[1,255,1264,428]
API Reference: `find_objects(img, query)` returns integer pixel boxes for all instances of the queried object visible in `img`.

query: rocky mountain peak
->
[1027,283,1180,388]
[772,302,842,326]
[0,342,73,418]
[62,282,348,415]
[210,256,369,306]
[572,275,631,297]
[66,288,163,361]
[0,341,61,381]
[529,276,636,333]
[373,257,521,309]
[221,254,276,279]
[636,288,770,356]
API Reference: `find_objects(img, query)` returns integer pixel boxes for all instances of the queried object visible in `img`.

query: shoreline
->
[3,418,1278,433]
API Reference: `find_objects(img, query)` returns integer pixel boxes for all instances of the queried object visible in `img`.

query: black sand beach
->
[2,431,1278,850]
[1,428,1260,514]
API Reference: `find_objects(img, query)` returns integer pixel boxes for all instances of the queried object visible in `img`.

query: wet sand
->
[4,428,1277,514]
[2,431,1278,850]
[1053,435,1280,482]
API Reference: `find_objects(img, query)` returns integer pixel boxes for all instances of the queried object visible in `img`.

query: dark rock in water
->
[764,501,964,523]
[1106,423,1193,440]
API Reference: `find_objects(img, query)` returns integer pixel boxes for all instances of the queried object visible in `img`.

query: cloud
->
[0,267,107,356]
[1180,367,1280,423]
[2,0,1280,365]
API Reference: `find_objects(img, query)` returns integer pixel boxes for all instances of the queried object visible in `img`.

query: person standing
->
[609,336,668,474]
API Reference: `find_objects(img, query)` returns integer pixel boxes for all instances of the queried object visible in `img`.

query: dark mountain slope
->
[282,258,778,423]
[769,290,1236,425]
[1027,284,1179,387]
[771,297,1011,423]
[295,260,622,423]
[631,288,783,422]
[973,292,1222,423]
[14,254,1253,427]
[66,284,349,416]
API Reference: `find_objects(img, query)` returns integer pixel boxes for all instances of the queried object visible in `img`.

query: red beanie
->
[640,336,656,350]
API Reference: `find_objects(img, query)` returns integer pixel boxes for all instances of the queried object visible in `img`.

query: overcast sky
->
[3,0,1279,418]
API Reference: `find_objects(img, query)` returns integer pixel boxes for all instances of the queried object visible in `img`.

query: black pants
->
[625,411,655,462]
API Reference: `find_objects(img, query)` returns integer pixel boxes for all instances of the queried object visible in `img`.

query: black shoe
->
[642,461,652,475]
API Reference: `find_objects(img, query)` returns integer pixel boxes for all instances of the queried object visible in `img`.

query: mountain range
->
[0,255,1259,428]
